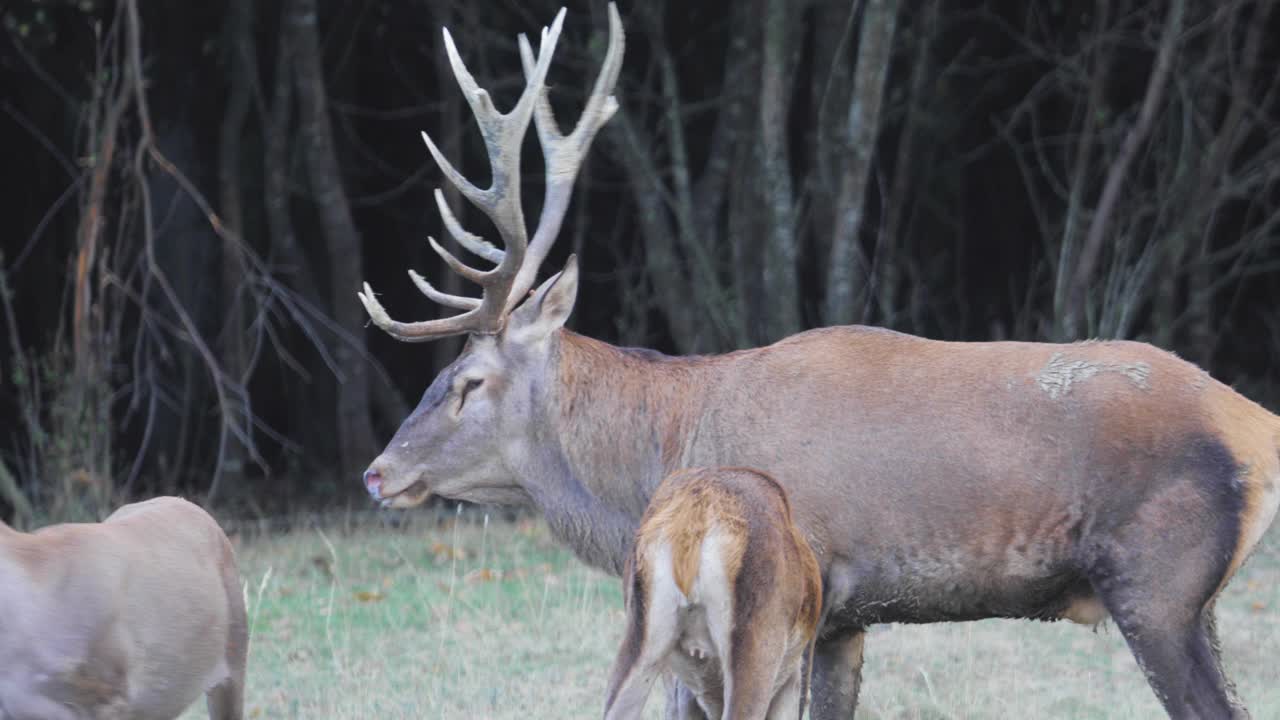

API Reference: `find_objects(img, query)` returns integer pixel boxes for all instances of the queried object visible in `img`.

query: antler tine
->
[358,282,480,342]
[408,269,480,311]
[433,189,504,265]
[506,2,626,310]
[358,7,612,341]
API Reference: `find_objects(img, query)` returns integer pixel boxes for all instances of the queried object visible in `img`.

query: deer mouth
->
[379,479,431,509]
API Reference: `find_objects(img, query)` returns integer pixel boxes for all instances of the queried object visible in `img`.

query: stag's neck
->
[522,331,711,575]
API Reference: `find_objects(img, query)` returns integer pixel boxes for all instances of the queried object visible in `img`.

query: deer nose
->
[363,467,383,497]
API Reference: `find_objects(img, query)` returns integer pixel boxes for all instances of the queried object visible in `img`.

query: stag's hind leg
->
[206,676,244,720]
[1087,457,1251,718]
[1201,603,1246,714]
[1099,599,1248,720]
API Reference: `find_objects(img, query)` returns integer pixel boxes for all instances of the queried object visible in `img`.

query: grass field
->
[181,507,1280,719]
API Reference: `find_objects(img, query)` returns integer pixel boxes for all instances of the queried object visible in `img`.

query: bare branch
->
[1064,0,1186,337]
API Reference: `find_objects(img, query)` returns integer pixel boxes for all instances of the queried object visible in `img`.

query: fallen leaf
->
[355,590,386,603]
[430,542,467,562]
[465,568,500,584]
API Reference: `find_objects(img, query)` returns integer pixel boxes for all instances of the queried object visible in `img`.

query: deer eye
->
[457,378,484,409]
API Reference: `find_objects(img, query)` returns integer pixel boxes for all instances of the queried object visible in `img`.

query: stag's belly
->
[819,542,1107,629]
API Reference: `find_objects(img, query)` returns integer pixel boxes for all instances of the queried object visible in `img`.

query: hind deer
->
[0,496,247,720]
[603,467,822,720]
[359,5,1280,717]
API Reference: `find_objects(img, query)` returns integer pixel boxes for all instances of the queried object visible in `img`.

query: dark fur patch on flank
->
[1179,434,1245,603]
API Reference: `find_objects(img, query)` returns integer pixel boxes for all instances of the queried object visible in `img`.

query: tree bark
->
[264,2,329,471]
[290,0,377,483]
[807,0,858,270]
[824,0,899,326]
[610,112,700,352]
[758,0,803,340]
[877,0,936,325]
[265,22,317,303]
[216,0,254,492]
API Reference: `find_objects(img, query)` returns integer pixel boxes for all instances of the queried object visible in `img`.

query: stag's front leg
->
[662,675,709,720]
[809,627,866,720]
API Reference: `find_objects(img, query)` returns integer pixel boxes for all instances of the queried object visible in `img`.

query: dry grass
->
[181,509,1280,719]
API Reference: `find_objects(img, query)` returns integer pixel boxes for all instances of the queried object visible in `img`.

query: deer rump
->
[604,468,822,720]
[0,496,246,720]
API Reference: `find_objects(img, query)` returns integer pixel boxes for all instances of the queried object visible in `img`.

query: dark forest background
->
[2,0,1279,524]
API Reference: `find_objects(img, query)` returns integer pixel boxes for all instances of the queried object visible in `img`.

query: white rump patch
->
[693,528,735,666]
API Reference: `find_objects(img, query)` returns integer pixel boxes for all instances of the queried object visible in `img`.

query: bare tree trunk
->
[729,137,766,345]
[806,0,858,274]
[759,0,802,340]
[1054,3,1112,340]
[611,112,700,352]
[73,37,131,384]
[290,0,377,483]
[824,0,899,326]
[216,0,254,492]
[877,0,936,325]
[649,3,735,350]
[265,24,316,303]
[264,3,326,471]
[1064,0,1185,338]
[694,0,755,348]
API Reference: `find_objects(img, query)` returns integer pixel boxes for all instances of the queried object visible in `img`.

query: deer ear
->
[509,255,579,338]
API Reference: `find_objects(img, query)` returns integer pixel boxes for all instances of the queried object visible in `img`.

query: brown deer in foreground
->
[0,496,247,719]
[358,5,1279,718]
[603,467,822,720]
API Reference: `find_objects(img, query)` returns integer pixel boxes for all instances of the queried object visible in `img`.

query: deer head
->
[359,5,624,508]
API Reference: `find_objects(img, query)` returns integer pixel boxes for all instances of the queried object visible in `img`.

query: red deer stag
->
[603,467,822,720]
[0,497,247,719]
[359,5,1279,718]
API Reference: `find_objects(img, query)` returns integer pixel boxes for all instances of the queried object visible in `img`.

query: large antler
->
[358,4,626,342]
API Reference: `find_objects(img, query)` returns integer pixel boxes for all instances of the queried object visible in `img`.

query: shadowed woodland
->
[2,0,1279,522]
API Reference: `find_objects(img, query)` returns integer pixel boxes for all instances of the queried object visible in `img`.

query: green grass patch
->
[181,510,1280,719]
